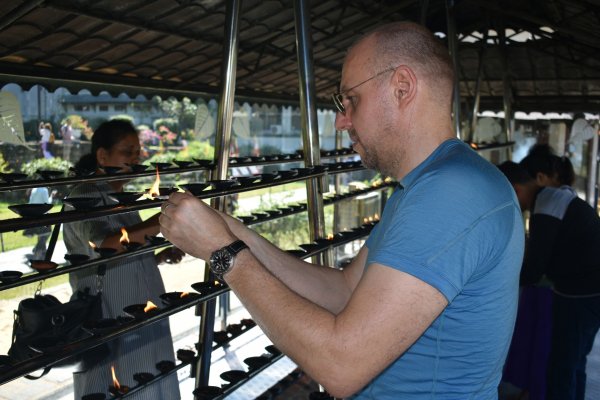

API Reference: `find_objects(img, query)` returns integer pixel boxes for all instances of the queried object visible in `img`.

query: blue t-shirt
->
[355,139,524,399]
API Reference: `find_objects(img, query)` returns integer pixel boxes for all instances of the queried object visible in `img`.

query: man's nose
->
[335,110,352,131]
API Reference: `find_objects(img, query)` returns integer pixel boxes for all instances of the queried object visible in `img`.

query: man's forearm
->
[218,211,353,313]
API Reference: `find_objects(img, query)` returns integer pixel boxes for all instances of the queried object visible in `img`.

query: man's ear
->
[392,65,417,103]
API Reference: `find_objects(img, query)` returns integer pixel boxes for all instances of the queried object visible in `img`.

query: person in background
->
[25,187,56,260]
[61,118,73,161]
[521,144,576,188]
[63,119,182,400]
[160,22,524,398]
[39,121,53,159]
[499,160,600,400]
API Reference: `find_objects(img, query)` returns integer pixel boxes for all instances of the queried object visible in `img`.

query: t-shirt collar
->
[398,138,461,189]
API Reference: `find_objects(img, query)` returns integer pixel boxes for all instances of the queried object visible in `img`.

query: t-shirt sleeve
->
[366,175,503,302]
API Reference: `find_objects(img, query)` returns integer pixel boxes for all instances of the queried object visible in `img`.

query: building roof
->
[0,0,599,112]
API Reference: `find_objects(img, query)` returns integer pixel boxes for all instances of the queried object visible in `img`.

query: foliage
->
[257,144,281,156]
[0,152,12,173]
[153,118,179,133]
[145,151,178,165]
[177,140,214,160]
[139,126,160,146]
[64,115,95,140]
[246,194,312,249]
[110,114,134,123]
[156,125,178,145]
[20,157,73,177]
[156,97,198,132]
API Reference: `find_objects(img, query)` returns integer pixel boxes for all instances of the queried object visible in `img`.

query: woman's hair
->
[498,161,533,185]
[44,123,52,130]
[519,143,576,186]
[552,155,576,186]
[74,119,138,172]
[520,151,554,180]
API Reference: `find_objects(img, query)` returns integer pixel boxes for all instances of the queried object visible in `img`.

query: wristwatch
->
[209,239,248,279]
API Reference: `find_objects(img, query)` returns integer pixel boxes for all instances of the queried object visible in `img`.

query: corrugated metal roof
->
[0,0,599,111]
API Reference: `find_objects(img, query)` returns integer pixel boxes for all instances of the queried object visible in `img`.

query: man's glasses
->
[332,66,398,115]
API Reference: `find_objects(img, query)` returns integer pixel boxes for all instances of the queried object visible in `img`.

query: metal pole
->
[445,0,461,138]
[293,0,326,252]
[469,30,488,143]
[196,0,241,390]
[499,26,512,145]
[587,124,598,209]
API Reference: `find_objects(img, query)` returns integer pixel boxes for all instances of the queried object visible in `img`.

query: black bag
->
[8,268,108,378]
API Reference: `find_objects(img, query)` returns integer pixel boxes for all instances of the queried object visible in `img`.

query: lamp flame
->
[111,365,121,390]
[119,227,130,245]
[148,167,161,198]
[88,241,97,250]
[374,213,380,221]
[327,233,334,240]
[180,292,189,298]
[144,300,158,312]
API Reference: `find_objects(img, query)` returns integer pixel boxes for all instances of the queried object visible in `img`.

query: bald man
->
[160,22,524,399]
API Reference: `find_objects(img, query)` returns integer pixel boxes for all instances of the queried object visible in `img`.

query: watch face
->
[210,249,233,276]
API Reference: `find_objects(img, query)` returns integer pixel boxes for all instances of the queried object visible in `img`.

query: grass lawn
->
[0,203,63,252]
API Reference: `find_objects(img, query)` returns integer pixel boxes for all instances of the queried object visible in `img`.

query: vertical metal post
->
[469,30,488,143]
[499,26,512,145]
[195,0,241,390]
[445,0,461,139]
[587,127,598,208]
[332,130,343,266]
[293,0,326,252]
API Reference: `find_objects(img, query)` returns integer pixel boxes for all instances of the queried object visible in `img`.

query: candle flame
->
[144,300,158,312]
[470,142,478,149]
[88,241,97,250]
[363,217,368,224]
[180,292,189,298]
[111,365,121,389]
[214,280,221,286]
[368,216,374,222]
[119,227,130,245]
[149,167,161,198]
[374,213,380,220]
[327,233,334,240]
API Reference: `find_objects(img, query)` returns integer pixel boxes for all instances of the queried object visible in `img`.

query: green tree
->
[20,157,73,177]
[0,151,12,173]
[156,97,199,132]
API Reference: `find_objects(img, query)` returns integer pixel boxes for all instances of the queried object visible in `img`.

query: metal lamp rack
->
[0,220,378,387]
[0,150,389,399]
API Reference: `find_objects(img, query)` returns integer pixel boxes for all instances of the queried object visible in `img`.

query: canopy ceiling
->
[1,0,599,112]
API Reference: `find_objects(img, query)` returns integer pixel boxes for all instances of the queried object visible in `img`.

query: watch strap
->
[226,239,248,255]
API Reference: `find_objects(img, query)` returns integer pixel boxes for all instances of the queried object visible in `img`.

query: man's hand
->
[159,192,237,260]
